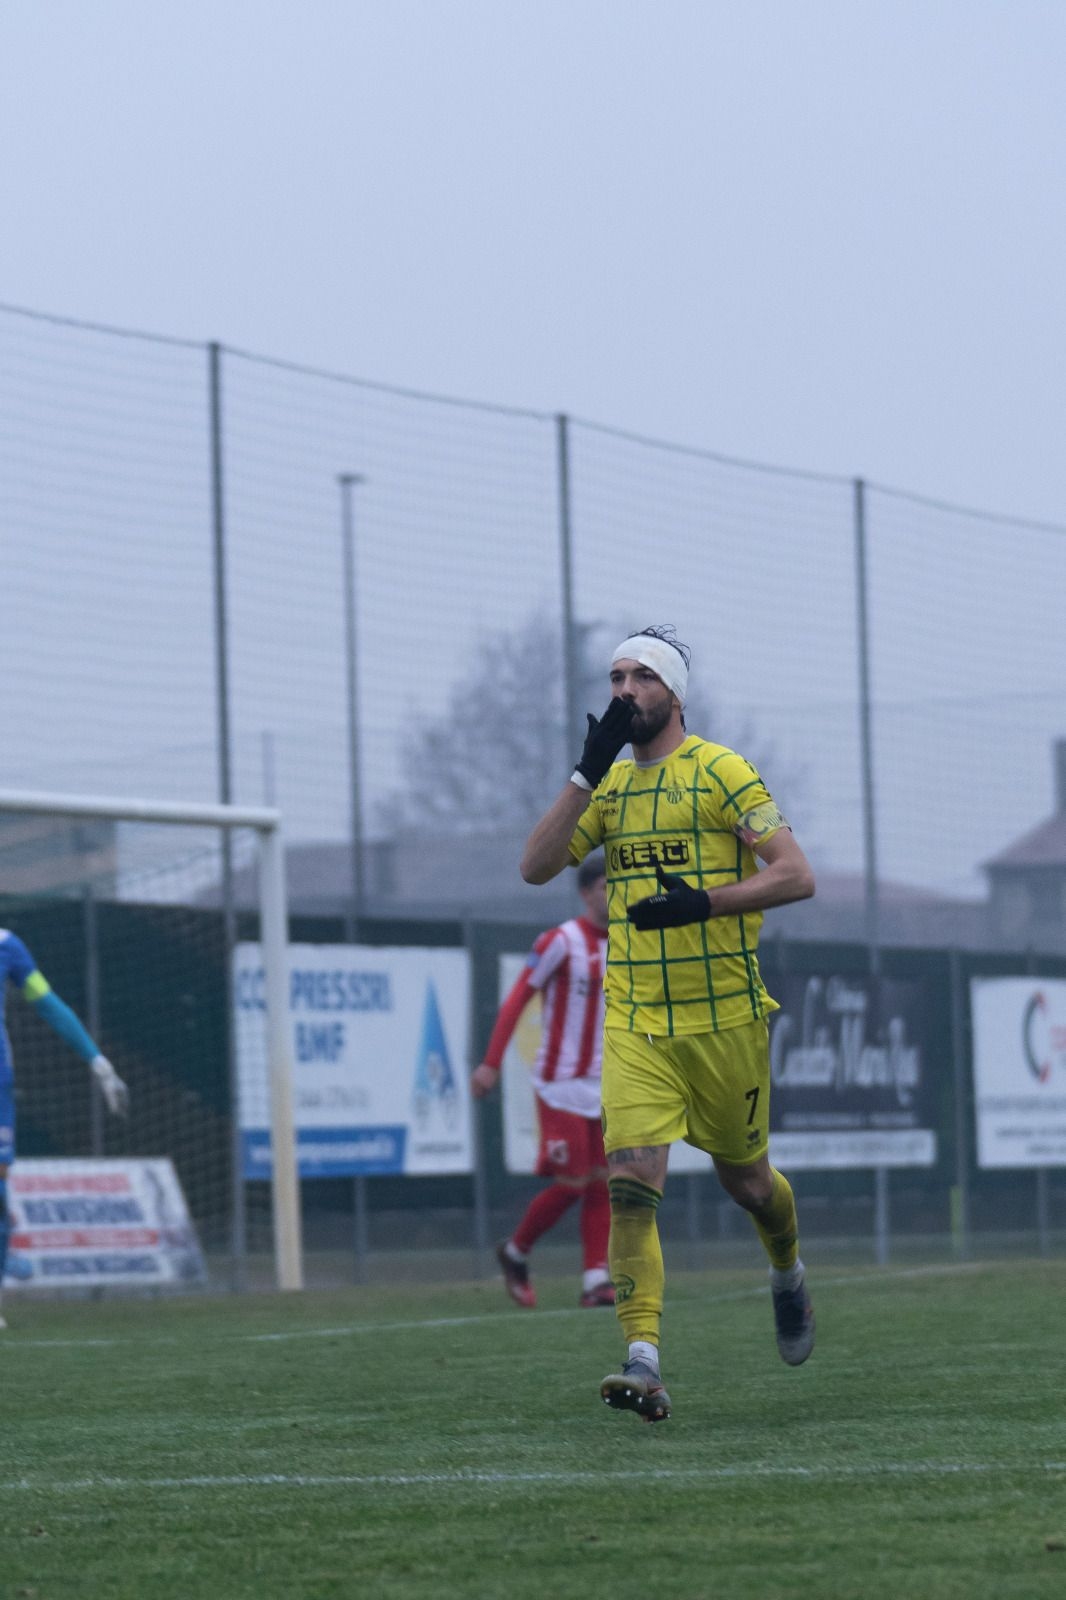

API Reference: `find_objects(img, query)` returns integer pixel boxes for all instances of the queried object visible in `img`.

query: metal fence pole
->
[83,883,104,1157]
[1023,946,1051,1254]
[209,340,245,1289]
[352,1175,370,1283]
[556,414,579,759]
[338,475,368,1274]
[339,472,366,941]
[685,1172,702,1270]
[948,949,971,1259]
[260,729,277,807]
[1035,1168,1052,1257]
[854,478,890,1264]
[466,920,491,1276]
[854,477,881,956]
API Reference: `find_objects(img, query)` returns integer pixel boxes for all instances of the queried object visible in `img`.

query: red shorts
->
[535,1100,607,1180]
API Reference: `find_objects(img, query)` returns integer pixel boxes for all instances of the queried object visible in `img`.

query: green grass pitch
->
[1,1258,1064,1599]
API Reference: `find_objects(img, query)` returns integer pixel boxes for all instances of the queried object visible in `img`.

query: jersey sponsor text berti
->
[568,736,786,1037]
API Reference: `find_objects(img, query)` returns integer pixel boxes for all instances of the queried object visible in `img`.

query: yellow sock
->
[751,1167,800,1270]
[608,1176,664,1345]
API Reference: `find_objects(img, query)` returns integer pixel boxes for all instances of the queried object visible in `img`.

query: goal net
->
[0,789,300,1291]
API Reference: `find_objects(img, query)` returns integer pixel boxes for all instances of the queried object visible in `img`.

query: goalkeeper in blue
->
[0,926,129,1327]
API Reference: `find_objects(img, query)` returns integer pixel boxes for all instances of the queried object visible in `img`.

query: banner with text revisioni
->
[7,1157,206,1290]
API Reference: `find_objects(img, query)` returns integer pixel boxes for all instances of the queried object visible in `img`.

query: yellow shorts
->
[601,1018,771,1166]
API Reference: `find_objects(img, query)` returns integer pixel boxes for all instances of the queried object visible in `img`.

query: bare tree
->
[383,615,805,836]
[384,614,569,834]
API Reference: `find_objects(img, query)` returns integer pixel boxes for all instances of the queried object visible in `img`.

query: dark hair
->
[576,852,606,889]
[631,624,691,670]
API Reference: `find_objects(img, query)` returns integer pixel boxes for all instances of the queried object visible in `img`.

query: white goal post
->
[0,786,302,1291]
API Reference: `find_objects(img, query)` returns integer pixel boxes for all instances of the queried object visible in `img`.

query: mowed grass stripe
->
[4,1459,1066,1493]
[0,1260,988,1350]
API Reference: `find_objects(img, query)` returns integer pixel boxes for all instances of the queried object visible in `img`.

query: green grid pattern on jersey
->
[571,737,780,1037]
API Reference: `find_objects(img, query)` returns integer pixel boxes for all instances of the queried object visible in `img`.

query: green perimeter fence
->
[2,895,1063,1290]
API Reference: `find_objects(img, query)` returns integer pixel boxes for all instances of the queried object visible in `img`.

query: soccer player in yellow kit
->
[521,626,816,1421]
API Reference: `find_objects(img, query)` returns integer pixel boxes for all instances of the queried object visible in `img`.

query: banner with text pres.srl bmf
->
[235,942,472,1178]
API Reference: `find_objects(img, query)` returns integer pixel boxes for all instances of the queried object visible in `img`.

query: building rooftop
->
[984,810,1066,871]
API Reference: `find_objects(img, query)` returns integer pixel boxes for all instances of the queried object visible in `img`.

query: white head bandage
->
[611,634,689,705]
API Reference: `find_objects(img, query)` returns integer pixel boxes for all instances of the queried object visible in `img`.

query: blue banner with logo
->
[235,944,472,1178]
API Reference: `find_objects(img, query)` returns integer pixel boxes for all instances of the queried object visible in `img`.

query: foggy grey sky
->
[2,0,1065,527]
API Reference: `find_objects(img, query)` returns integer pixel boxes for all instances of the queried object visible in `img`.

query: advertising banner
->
[497,954,712,1174]
[970,977,1066,1168]
[6,1157,206,1290]
[768,973,937,1169]
[499,961,935,1174]
[235,942,472,1178]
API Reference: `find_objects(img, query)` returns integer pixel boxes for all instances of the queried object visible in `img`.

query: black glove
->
[627,862,712,930]
[572,698,636,790]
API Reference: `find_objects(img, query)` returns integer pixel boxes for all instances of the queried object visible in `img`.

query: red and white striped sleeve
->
[480,928,567,1069]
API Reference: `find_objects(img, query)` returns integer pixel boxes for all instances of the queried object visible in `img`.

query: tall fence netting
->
[3,302,1063,934]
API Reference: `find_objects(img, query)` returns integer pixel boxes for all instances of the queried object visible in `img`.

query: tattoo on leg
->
[608,1147,665,1167]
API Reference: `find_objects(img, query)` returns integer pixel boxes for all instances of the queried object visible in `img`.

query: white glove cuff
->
[569,770,594,792]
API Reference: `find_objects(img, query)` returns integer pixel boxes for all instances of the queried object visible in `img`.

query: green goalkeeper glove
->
[627,862,712,930]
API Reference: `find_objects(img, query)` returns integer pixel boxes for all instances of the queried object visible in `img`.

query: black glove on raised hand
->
[627,862,712,930]
[571,697,636,790]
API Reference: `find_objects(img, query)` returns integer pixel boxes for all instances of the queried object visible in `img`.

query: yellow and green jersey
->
[568,735,788,1037]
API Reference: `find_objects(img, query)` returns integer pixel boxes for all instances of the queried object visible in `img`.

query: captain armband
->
[734,802,789,848]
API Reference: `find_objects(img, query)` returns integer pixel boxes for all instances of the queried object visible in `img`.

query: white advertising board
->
[497,953,711,1175]
[236,942,472,1177]
[6,1157,206,1290]
[971,977,1066,1168]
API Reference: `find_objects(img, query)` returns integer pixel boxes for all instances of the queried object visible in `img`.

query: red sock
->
[512,1183,580,1255]
[580,1179,610,1271]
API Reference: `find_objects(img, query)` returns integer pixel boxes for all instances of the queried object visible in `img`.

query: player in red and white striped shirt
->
[471,854,613,1309]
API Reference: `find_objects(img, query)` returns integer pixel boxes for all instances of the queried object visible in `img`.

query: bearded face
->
[623,684,675,745]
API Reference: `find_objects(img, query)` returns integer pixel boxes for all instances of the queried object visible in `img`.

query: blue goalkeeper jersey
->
[0,929,37,1084]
